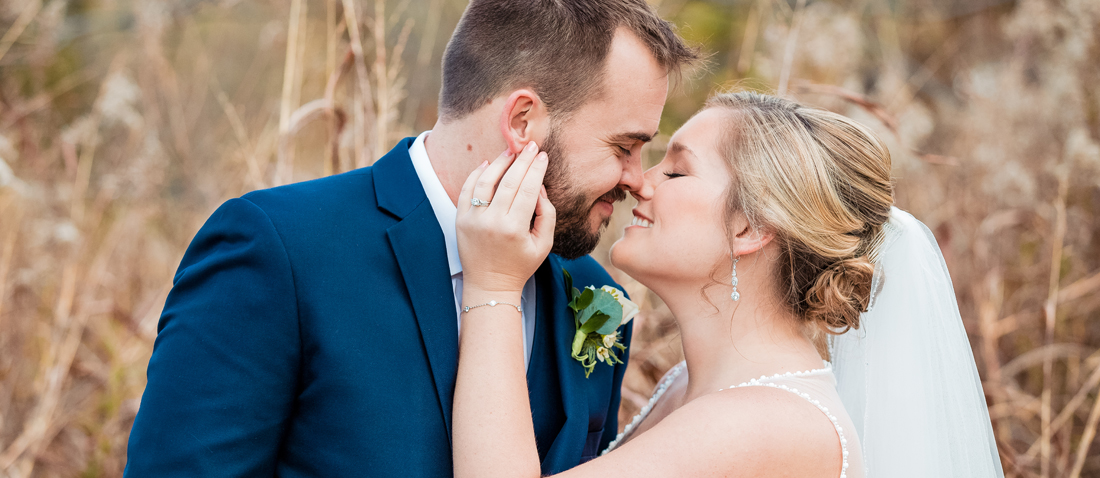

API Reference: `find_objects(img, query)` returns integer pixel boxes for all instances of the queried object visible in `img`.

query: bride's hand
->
[456,141,556,293]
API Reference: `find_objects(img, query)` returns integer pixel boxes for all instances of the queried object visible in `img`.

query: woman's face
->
[610,108,735,285]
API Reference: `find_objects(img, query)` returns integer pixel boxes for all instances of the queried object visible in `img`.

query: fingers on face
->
[458,144,548,246]
[470,149,518,211]
[533,184,556,253]
[509,151,548,216]
[492,141,541,212]
[458,159,491,215]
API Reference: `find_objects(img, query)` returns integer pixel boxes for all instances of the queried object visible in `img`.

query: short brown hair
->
[439,0,698,121]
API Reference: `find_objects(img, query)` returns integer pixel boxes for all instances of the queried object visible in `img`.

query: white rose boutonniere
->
[563,269,638,378]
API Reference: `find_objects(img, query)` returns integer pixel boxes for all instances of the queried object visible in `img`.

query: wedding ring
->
[471,198,490,207]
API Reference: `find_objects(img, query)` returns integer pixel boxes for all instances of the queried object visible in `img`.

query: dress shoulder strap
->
[602,361,686,455]
[717,363,854,478]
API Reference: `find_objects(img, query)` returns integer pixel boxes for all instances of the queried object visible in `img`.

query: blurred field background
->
[0,0,1098,476]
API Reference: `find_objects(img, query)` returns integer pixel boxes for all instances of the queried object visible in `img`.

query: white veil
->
[829,207,1005,477]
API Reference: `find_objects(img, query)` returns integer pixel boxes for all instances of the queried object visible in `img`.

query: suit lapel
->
[375,139,460,444]
[528,257,589,474]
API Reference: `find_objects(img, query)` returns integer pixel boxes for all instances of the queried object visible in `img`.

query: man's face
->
[543,28,669,260]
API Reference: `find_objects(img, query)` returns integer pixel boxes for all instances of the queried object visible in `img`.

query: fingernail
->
[525,141,538,153]
[479,160,489,168]
[502,149,514,157]
[537,152,547,161]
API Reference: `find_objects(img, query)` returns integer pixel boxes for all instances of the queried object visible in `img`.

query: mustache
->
[598,188,627,204]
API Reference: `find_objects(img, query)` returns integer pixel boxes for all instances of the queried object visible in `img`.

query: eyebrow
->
[608,131,659,144]
[667,141,697,158]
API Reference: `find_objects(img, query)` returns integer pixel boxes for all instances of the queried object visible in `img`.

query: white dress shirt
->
[407,131,537,369]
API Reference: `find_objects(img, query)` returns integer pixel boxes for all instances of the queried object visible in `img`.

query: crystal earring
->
[730,254,741,301]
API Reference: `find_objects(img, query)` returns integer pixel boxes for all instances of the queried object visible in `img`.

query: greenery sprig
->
[564,269,638,378]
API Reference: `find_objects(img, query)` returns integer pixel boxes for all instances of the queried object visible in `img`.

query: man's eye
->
[616,145,631,155]
[663,172,685,179]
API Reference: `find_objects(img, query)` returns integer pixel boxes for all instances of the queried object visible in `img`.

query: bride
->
[451,91,1004,477]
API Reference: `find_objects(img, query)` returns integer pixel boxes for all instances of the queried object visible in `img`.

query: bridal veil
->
[829,207,1005,477]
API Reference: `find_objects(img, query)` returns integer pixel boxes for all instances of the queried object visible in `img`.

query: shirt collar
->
[408,131,462,277]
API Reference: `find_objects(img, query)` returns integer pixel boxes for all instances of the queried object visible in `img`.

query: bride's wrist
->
[461,288,523,313]
[462,271,527,294]
[462,288,522,301]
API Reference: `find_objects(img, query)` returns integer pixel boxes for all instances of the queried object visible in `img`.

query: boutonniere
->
[563,269,639,378]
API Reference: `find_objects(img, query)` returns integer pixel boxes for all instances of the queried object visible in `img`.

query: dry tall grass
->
[0,1,1097,477]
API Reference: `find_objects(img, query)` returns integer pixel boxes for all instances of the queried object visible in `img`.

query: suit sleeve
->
[599,310,634,452]
[125,198,301,477]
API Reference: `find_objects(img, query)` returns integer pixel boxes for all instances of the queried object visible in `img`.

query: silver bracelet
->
[462,300,522,314]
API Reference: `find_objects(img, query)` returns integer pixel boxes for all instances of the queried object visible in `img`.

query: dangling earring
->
[730,254,741,301]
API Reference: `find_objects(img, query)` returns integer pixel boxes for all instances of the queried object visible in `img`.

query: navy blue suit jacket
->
[125,138,632,477]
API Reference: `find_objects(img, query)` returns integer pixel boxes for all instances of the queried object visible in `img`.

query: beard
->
[541,126,627,260]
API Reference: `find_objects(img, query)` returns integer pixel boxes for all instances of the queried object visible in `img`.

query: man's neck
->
[424,115,508,206]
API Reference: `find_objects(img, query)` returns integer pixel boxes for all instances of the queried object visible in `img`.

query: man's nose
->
[617,152,644,192]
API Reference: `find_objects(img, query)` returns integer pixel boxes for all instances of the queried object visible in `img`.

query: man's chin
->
[551,223,603,260]
[548,198,619,259]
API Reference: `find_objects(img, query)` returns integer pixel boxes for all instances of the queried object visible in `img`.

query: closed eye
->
[663,172,685,179]
[616,145,632,156]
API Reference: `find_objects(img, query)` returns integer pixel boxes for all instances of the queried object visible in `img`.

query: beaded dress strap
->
[716,363,851,478]
[601,362,686,455]
[601,362,838,457]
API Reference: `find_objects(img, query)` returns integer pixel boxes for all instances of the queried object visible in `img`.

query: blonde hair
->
[705,91,894,334]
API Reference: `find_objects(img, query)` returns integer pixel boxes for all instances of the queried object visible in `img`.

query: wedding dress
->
[602,208,1003,477]
[604,361,865,478]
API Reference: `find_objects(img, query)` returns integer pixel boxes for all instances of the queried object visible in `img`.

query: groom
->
[125,1,696,476]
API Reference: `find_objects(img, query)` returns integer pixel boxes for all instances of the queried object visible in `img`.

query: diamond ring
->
[471,198,491,207]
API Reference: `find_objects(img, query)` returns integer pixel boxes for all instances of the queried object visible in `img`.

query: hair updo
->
[706,92,894,334]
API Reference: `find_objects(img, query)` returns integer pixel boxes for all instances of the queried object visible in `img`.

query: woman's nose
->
[631,168,659,201]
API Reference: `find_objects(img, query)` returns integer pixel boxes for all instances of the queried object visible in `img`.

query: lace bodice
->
[604,361,864,478]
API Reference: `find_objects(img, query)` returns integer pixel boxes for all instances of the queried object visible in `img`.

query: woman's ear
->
[499,89,548,154]
[731,217,774,257]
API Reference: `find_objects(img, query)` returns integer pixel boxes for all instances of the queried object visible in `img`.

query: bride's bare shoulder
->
[689,387,839,457]
[570,386,842,478]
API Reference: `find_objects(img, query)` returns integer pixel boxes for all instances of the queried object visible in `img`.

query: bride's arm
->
[453,284,539,478]
[453,143,552,478]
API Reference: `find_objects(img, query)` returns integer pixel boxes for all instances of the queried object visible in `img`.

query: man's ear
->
[499,89,548,154]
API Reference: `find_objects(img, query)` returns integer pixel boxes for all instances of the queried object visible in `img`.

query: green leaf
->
[570,287,594,313]
[579,312,611,334]
[607,350,624,365]
[563,268,574,298]
[575,288,623,335]
[594,314,623,336]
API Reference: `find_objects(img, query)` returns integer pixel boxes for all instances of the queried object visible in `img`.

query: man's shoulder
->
[241,168,376,213]
[240,137,418,220]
